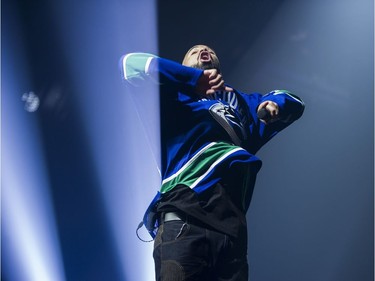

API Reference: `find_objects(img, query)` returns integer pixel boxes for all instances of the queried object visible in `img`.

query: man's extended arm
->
[120,52,232,95]
[121,52,202,90]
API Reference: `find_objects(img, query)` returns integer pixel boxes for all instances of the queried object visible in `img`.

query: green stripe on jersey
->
[160,142,245,193]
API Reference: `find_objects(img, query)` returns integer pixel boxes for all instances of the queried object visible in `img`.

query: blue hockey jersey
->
[121,53,305,238]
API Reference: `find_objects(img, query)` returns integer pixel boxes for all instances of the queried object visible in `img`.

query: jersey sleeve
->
[260,90,305,123]
[120,52,203,93]
[257,90,305,144]
[240,89,305,153]
[120,53,158,86]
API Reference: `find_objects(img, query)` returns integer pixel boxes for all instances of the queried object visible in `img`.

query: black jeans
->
[153,220,248,281]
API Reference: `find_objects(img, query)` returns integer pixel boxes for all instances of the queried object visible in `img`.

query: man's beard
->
[191,60,221,73]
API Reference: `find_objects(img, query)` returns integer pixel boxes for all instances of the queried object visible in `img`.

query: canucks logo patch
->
[209,102,247,146]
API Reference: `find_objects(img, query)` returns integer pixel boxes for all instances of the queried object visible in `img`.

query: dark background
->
[2,0,374,280]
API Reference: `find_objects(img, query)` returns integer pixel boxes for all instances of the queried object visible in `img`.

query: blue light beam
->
[47,0,160,280]
[2,45,66,281]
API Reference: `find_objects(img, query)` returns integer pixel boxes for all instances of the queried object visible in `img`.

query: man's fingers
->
[210,79,225,90]
[208,69,218,79]
[209,73,222,85]
[209,74,233,92]
[201,69,234,95]
[224,86,234,92]
[265,102,279,117]
[209,82,233,93]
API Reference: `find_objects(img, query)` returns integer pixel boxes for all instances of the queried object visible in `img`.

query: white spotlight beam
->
[2,83,66,281]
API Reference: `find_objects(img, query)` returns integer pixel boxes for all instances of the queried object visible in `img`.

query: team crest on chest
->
[209,102,247,146]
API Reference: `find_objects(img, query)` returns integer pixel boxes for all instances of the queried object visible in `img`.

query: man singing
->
[121,45,305,280]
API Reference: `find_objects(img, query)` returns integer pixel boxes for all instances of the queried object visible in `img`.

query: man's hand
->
[257,101,280,124]
[196,69,233,96]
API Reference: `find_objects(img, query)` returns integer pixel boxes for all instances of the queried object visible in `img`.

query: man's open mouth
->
[200,51,211,62]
